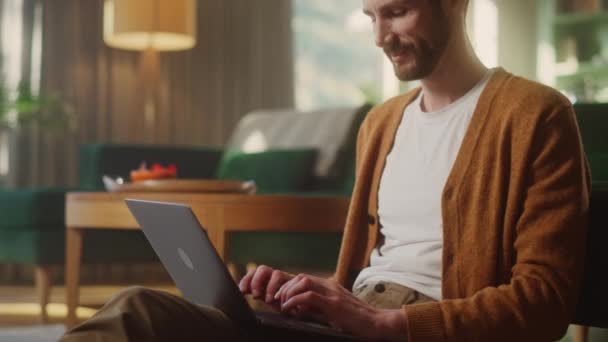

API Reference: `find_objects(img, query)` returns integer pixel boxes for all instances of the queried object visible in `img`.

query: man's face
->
[362,0,450,81]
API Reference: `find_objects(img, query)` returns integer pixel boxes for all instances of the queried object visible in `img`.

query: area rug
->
[0,324,65,342]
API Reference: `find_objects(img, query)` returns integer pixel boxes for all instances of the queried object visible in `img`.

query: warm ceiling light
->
[103,0,196,51]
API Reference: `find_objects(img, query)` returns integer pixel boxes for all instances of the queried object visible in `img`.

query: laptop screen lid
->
[125,199,257,326]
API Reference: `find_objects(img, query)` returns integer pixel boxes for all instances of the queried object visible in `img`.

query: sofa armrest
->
[0,188,67,229]
[78,143,224,190]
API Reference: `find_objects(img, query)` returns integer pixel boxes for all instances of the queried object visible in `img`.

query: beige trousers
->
[61,281,435,341]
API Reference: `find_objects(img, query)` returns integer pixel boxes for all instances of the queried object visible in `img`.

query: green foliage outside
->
[0,80,75,132]
[293,0,384,109]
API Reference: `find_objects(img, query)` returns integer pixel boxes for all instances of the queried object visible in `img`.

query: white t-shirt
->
[353,71,493,300]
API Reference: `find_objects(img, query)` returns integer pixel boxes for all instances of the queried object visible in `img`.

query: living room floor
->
[0,284,178,327]
[0,284,605,341]
[0,284,179,341]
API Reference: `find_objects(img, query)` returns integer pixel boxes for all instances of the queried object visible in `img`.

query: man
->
[62,0,589,341]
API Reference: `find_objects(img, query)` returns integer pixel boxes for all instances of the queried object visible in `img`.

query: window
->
[0,0,24,181]
[0,0,43,184]
[292,0,387,110]
[292,0,501,110]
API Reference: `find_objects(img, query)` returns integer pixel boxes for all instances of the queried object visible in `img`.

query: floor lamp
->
[103,0,196,142]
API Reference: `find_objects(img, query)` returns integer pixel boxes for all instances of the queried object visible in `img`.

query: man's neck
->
[419,35,488,113]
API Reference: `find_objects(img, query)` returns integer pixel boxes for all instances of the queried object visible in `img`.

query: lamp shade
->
[103,0,196,51]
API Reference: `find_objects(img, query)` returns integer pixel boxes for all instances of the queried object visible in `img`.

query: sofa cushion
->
[0,188,65,229]
[228,232,343,270]
[326,103,372,195]
[574,103,608,183]
[588,153,608,183]
[0,230,66,264]
[226,107,361,178]
[574,188,608,327]
[216,149,318,194]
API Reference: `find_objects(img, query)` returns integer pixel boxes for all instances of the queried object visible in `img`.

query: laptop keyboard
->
[256,311,333,331]
[255,311,367,340]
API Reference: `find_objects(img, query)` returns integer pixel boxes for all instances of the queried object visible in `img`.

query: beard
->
[385,14,451,81]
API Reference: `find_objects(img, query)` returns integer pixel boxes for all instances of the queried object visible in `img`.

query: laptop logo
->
[177,248,194,270]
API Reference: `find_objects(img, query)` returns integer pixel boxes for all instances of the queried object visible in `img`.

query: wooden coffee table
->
[64,192,350,327]
[106,178,256,194]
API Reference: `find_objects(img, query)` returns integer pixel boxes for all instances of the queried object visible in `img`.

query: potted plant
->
[0,80,75,187]
[0,80,75,131]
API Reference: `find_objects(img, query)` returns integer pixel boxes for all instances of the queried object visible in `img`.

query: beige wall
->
[496,0,539,80]
[469,0,539,80]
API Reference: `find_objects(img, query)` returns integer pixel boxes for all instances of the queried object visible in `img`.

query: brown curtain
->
[13,0,294,187]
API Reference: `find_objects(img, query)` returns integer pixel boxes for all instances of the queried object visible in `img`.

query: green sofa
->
[0,104,371,321]
[572,103,608,329]
[1,100,605,330]
[0,144,223,321]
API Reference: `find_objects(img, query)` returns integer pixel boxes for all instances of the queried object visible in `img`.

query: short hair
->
[434,0,470,15]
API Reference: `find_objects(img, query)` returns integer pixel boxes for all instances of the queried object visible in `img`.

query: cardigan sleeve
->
[404,104,590,342]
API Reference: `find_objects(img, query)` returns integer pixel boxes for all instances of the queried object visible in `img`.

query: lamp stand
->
[139,47,160,143]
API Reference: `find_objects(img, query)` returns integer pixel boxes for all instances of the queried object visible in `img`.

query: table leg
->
[34,265,52,323]
[214,225,227,261]
[65,227,83,328]
[573,325,588,342]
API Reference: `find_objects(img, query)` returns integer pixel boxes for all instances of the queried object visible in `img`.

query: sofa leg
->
[34,265,52,324]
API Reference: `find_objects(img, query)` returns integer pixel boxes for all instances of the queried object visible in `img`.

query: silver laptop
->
[125,199,361,339]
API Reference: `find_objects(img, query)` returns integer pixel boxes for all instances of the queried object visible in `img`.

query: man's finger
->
[281,290,326,313]
[282,275,323,305]
[250,265,273,299]
[265,270,287,303]
[275,274,298,303]
[274,280,287,300]
[283,292,345,333]
[238,268,256,293]
[279,274,305,304]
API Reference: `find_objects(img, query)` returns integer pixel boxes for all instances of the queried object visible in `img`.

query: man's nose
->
[374,20,393,48]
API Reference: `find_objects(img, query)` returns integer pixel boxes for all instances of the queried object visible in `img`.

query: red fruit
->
[130,162,177,182]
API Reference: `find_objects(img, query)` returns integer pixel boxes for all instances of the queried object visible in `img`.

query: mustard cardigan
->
[334,69,590,341]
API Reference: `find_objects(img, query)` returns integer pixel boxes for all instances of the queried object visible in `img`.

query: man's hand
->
[238,265,294,309]
[277,274,408,341]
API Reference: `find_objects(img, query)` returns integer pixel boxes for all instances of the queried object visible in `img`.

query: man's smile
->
[385,44,413,64]
[390,50,409,64]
